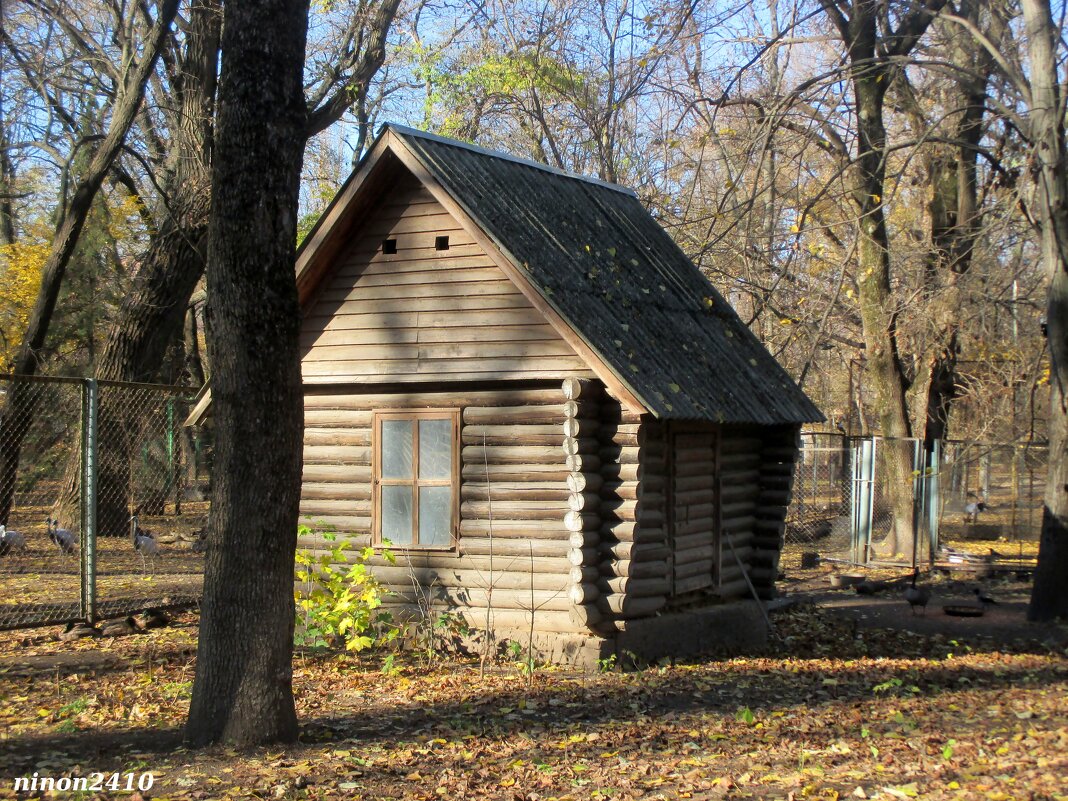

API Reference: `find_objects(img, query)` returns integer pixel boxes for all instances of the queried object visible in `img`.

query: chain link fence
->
[784,433,1046,570]
[938,441,1047,552]
[0,374,210,630]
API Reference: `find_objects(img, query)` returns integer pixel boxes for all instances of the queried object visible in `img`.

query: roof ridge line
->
[384,123,638,198]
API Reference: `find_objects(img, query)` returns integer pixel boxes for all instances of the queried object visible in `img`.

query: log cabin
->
[189,124,823,665]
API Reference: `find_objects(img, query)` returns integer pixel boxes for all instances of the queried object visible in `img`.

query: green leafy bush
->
[294,524,399,652]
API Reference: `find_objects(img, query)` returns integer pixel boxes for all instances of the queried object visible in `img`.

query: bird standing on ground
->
[47,517,76,554]
[131,514,159,573]
[974,587,998,606]
[904,568,931,615]
[964,494,988,524]
[0,524,26,556]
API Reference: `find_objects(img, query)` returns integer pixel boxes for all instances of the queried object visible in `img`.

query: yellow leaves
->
[882,782,919,798]
[0,240,49,362]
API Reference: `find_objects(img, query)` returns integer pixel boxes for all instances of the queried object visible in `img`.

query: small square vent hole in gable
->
[382,237,397,254]
[435,235,450,251]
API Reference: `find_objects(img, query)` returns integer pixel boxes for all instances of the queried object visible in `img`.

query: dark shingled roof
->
[388,124,821,425]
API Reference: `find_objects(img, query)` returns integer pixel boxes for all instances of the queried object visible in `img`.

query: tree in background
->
[0,0,179,526]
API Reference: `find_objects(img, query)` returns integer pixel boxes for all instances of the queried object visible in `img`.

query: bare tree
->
[0,0,180,526]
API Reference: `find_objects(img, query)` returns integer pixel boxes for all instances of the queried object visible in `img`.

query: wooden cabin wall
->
[668,425,719,602]
[300,173,594,384]
[751,425,801,599]
[716,427,764,601]
[593,398,671,626]
[297,384,604,635]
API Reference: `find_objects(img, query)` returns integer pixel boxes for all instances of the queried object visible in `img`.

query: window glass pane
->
[381,420,413,478]
[381,485,413,545]
[419,486,452,547]
[419,418,452,479]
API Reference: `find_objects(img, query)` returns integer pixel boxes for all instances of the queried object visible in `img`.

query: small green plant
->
[506,639,537,675]
[57,697,89,717]
[872,677,903,694]
[736,706,756,725]
[381,653,401,676]
[294,524,399,652]
[597,654,617,673]
[942,739,956,761]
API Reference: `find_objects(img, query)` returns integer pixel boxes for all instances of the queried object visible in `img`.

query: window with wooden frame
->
[372,410,460,549]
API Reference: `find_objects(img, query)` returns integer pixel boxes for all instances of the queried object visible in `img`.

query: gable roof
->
[287,124,820,426]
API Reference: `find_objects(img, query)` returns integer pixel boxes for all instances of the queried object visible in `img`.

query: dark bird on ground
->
[974,587,998,606]
[855,578,888,595]
[59,621,100,641]
[47,517,76,554]
[135,607,169,630]
[130,514,159,573]
[101,617,138,637]
[904,568,931,615]
[0,524,26,556]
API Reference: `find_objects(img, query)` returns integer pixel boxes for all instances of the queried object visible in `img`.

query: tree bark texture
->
[918,0,1000,447]
[185,0,309,746]
[0,0,180,526]
[1021,0,1068,621]
[822,0,948,560]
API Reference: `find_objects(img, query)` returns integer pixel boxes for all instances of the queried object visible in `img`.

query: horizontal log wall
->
[714,427,763,602]
[300,174,595,383]
[595,396,669,625]
[667,427,718,604]
[751,425,801,600]
[298,384,599,633]
[561,378,605,629]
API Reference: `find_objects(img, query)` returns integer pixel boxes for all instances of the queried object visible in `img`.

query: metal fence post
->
[927,439,941,563]
[910,439,922,569]
[851,437,875,564]
[80,378,98,623]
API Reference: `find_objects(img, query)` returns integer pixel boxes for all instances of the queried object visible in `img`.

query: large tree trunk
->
[916,0,1000,448]
[818,0,947,562]
[1022,0,1068,621]
[185,0,309,746]
[0,0,180,526]
[850,54,916,561]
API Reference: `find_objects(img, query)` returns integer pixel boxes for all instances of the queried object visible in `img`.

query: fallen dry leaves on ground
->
[0,606,1066,801]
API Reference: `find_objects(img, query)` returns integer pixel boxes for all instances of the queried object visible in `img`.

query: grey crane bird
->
[904,568,931,615]
[130,514,159,573]
[0,524,26,556]
[47,517,76,554]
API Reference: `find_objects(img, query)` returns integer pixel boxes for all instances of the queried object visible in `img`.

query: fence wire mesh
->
[784,433,1047,570]
[92,382,209,621]
[0,376,83,628]
[0,375,210,630]
[937,441,1047,554]
[784,433,852,553]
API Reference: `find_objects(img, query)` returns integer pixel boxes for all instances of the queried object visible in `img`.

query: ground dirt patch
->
[0,594,1066,801]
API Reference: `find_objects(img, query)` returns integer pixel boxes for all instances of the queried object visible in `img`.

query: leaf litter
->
[0,605,1065,800]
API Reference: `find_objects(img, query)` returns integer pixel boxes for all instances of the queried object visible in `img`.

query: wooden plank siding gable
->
[300,172,595,384]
